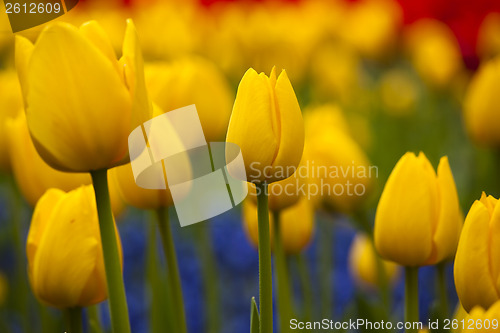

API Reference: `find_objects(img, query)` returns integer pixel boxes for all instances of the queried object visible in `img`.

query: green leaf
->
[250,297,260,333]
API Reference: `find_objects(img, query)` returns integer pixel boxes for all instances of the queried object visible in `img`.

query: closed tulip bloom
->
[462,300,500,332]
[464,56,500,147]
[455,193,500,312]
[374,152,462,267]
[226,67,305,183]
[0,70,24,172]
[144,58,233,142]
[27,186,122,308]
[15,19,152,172]
[348,234,399,289]
[243,197,314,255]
[6,112,90,206]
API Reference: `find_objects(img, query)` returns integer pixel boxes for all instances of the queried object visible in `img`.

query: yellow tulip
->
[464,56,500,147]
[405,19,463,88]
[15,19,152,172]
[454,192,500,312]
[243,197,314,255]
[6,112,90,206]
[462,300,500,332]
[303,105,372,212]
[226,67,304,184]
[477,13,500,61]
[27,186,122,308]
[340,0,402,60]
[348,234,399,289]
[0,70,24,172]
[374,152,462,267]
[144,58,233,141]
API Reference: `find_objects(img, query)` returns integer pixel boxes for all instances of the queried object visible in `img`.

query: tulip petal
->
[226,68,278,181]
[374,152,435,266]
[427,156,462,264]
[490,197,500,294]
[79,21,121,76]
[27,22,131,171]
[455,200,499,312]
[121,19,153,131]
[14,35,34,107]
[271,70,305,179]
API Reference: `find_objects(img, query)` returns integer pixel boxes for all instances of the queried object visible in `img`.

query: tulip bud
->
[0,70,23,172]
[405,19,463,88]
[226,67,305,184]
[462,300,500,332]
[144,58,233,142]
[374,152,462,267]
[464,56,500,147]
[348,234,399,289]
[243,197,314,255]
[15,19,152,172]
[455,192,500,312]
[27,186,122,308]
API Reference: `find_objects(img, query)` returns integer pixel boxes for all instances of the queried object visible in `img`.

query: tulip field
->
[1,0,500,332]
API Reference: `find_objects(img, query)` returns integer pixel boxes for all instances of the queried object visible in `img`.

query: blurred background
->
[1,0,500,332]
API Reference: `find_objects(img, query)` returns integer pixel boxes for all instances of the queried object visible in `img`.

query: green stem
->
[155,207,187,333]
[146,216,172,333]
[437,263,449,318]
[405,267,420,333]
[295,253,313,323]
[256,182,273,333]
[194,224,220,333]
[87,305,104,333]
[90,170,131,333]
[318,217,333,318]
[272,211,293,333]
[64,307,82,333]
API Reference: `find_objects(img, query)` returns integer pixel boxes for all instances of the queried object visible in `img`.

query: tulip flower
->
[405,19,463,88]
[226,67,305,184]
[243,197,314,255]
[464,56,500,147]
[375,152,462,333]
[477,13,500,61]
[454,192,500,312]
[16,19,151,332]
[227,66,304,333]
[0,70,24,172]
[304,105,372,213]
[462,300,500,332]
[15,19,152,172]
[348,234,399,289]
[27,185,122,308]
[379,69,418,117]
[144,58,233,142]
[375,152,462,267]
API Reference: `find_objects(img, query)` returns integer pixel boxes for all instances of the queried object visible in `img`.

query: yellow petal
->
[226,68,278,182]
[27,22,131,172]
[279,197,315,254]
[79,21,121,76]
[454,200,499,312]
[120,19,153,131]
[374,152,435,266]
[14,35,34,108]
[427,156,462,264]
[271,69,305,179]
